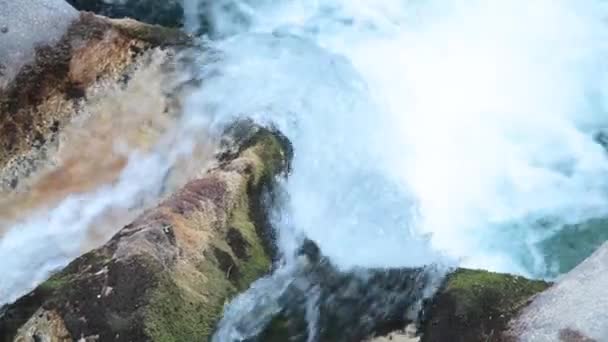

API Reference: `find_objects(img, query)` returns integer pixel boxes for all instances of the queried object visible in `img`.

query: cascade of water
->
[195,1,608,339]
[192,0,608,277]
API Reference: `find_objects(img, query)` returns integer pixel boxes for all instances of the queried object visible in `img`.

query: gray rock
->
[509,242,608,341]
[0,0,78,89]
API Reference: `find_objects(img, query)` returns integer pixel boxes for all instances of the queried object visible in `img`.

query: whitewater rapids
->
[3,0,608,318]
[192,0,608,276]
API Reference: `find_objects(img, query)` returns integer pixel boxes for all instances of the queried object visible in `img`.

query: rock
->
[357,267,549,342]
[66,0,185,28]
[242,240,441,342]
[228,239,550,342]
[0,3,191,192]
[0,123,292,341]
[506,242,608,342]
[419,269,549,342]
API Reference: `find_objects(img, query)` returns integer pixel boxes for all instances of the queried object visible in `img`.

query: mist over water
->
[202,1,608,337]
[194,0,608,277]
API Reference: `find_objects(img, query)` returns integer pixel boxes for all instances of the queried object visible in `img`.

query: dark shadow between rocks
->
[230,240,439,342]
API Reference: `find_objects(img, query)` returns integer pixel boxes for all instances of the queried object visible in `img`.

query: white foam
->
[195,0,608,275]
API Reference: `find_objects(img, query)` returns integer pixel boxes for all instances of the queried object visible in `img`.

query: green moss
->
[143,227,270,341]
[227,195,271,289]
[227,132,282,288]
[446,269,548,316]
[421,269,550,342]
[257,315,292,342]
[38,274,71,293]
[237,236,270,289]
[130,129,288,341]
[144,261,236,342]
[142,130,284,341]
[248,133,288,185]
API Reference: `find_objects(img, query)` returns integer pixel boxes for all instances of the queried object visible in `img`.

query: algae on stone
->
[421,268,550,342]
[1,126,292,342]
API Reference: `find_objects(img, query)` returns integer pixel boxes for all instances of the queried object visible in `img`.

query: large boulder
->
[237,240,438,342]
[220,241,550,342]
[0,124,292,341]
[419,269,549,342]
[374,243,608,342]
[0,0,190,192]
[506,242,608,342]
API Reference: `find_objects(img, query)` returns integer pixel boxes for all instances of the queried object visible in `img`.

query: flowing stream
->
[3,0,608,339]
[193,0,608,276]
[183,0,608,339]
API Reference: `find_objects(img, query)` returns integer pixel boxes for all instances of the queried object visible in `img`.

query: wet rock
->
[232,236,550,342]
[0,125,292,341]
[506,242,608,342]
[248,240,442,342]
[419,269,549,342]
[252,255,549,342]
[0,0,191,192]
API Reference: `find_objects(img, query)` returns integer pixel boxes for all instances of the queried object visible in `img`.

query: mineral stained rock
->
[250,240,439,342]
[0,0,190,192]
[0,124,292,342]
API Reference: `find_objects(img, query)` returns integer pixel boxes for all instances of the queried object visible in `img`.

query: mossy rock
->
[420,268,550,342]
[540,218,608,277]
[229,240,433,342]
[0,125,292,342]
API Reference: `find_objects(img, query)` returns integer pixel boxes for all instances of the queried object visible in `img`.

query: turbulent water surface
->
[3,0,608,339]
[194,0,608,275]
[194,0,608,338]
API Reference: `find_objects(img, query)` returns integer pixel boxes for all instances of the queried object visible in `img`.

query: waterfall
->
[187,0,608,339]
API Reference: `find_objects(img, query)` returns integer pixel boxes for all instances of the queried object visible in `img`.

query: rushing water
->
[182,0,608,339]
[192,0,608,276]
[3,0,608,338]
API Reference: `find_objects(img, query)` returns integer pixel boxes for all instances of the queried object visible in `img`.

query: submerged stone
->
[240,240,441,342]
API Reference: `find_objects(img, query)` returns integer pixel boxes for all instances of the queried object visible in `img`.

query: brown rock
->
[0,10,190,193]
[0,123,292,342]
